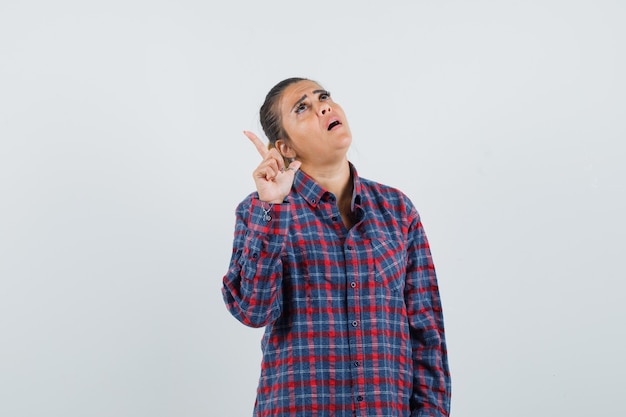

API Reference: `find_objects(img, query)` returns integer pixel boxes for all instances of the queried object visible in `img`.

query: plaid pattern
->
[222,164,451,417]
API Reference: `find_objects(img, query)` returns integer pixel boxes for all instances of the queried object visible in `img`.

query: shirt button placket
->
[345,242,363,410]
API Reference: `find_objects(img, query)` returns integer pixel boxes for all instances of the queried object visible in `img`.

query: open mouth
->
[327,120,342,131]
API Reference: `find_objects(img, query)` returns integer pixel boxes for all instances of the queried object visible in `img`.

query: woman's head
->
[259,77,352,166]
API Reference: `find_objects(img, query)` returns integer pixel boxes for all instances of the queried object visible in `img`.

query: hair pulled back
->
[259,77,309,148]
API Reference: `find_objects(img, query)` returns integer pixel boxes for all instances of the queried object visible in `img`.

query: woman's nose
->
[319,102,332,116]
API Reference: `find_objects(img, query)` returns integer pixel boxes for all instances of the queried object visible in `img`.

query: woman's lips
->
[327,119,342,131]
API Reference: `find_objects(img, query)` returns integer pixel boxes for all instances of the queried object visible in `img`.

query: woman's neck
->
[304,160,352,200]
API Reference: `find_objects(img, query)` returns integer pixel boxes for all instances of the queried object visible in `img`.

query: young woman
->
[222,77,451,417]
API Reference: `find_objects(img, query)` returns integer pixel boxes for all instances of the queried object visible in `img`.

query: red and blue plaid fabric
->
[222,164,451,417]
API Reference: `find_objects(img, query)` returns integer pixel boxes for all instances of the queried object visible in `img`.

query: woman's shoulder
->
[359,176,416,210]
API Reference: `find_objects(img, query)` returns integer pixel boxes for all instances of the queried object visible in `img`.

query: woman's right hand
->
[244,131,301,204]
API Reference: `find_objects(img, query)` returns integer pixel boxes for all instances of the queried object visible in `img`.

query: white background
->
[1,1,624,416]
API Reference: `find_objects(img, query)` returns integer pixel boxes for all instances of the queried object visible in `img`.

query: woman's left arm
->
[405,205,452,417]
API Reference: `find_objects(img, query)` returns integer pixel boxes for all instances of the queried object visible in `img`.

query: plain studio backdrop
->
[1,1,624,416]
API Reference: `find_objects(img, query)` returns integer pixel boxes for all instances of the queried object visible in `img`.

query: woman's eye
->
[295,103,307,113]
[319,92,330,100]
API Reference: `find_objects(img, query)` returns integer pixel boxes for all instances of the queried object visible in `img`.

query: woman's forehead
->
[279,80,324,108]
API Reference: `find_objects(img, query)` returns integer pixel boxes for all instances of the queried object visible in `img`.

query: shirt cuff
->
[248,199,291,236]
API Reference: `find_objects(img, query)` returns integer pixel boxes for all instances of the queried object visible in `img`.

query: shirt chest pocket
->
[371,235,407,296]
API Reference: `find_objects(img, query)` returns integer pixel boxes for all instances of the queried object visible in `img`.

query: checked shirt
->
[222,164,451,417]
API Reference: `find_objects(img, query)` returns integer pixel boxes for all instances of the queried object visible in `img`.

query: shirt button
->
[332,216,338,222]
[350,282,356,288]
[311,198,316,204]
[357,395,364,402]
[351,320,358,327]
[354,361,360,367]
[346,245,353,250]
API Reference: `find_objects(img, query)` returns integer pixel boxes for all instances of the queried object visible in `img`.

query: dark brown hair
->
[259,77,309,148]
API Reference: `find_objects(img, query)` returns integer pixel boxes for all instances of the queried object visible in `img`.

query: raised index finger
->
[243,130,268,158]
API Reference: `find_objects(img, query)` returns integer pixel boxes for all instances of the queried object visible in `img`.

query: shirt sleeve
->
[221,197,291,328]
[405,206,452,417]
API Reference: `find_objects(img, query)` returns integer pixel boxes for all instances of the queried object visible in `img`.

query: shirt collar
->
[291,162,363,208]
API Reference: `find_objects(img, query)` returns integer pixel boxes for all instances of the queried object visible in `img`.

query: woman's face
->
[277,80,352,166]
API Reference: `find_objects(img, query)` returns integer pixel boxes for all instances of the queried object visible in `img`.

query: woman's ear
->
[275,139,296,159]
